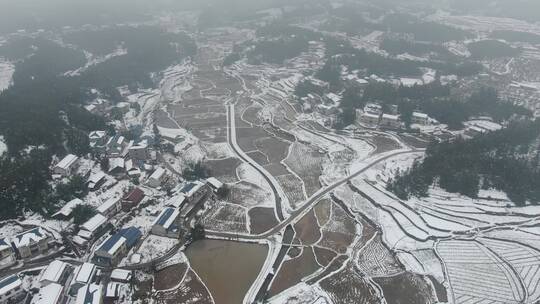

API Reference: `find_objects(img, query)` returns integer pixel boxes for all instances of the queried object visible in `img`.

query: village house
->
[206,177,224,193]
[324,92,341,105]
[31,283,64,304]
[147,167,167,188]
[412,112,429,125]
[380,114,401,129]
[179,182,212,219]
[38,260,72,287]
[128,143,148,161]
[11,228,52,259]
[87,172,106,191]
[108,158,126,177]
[69,263,98,296]
[88,131,108,151]
[106,135,129,158]
[122,188,145,211]
[75,284,102,304]
[93,227,141,267]
[165,194,186,209]
[126,160,142,178]
[52,198,83,220]
[53,154,79,177]
[364,103,383,115]
[110,269,132,283]
[0,275,25,304]
[151,208,182,238]
[105,282,122,302]
[357,111,380,126]
[0,239,16,270]
[96,197,122,219]
[77,214,108,241]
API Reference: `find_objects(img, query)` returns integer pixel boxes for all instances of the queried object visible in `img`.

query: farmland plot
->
[229,181,273,209]
[204,157,241,183]
[317,203,357,254]
[276,174,306,209]
[437,240,525,304]
[248,207,279,235]
[242,105,264,126]
[254,136,290,164]
[319,265,380,304]
[357,235,402,276]
[269,247,321,297]
[294,209,322,246]
[374,272,436,304]
[480,238,540,303]
[203,202,248,234]
[155,268,214,304]
[284,142,324,196]
[357,233,402,277]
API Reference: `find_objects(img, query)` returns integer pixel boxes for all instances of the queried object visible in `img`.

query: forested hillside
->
[387,119,540,205]
[0,27,196,219]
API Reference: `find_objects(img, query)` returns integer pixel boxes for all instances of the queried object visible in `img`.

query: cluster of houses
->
[0,178,221,304]
[52,129,172,194]
[0,227,55,271]
[296,75,434,129]
[357,102,430,129]
[0,259,132,304]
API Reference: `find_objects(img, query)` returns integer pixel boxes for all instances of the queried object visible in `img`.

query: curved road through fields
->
[212,107,424,240]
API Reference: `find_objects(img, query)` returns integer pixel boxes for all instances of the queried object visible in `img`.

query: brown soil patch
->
[314,199,331,226]
[154,263,189,291]
[318,231,355,254]
[155,269,213,304]
[294,209,321,246]
[248,207,279,235]
[320,265,379,304]
[313,246,337,267]
[269,247,320,297]
[374,272,436,304]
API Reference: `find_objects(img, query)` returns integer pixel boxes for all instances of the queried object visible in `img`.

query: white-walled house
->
[11,228,52,259]
[0,239,16,270]
[53,154,79,177]
[0,275,25,304]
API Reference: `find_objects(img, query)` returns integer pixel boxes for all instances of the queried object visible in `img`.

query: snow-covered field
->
[0,60,14,92]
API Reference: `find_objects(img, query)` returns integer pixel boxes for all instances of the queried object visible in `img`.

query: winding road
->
[210,103,424,240]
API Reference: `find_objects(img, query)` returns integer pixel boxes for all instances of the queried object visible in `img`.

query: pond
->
[185,239,268,304]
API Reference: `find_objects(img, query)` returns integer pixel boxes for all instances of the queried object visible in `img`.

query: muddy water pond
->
[185,239,268,304]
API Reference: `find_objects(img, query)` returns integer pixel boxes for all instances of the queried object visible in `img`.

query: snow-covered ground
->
[0,135,7,156]
[0,60,14,92]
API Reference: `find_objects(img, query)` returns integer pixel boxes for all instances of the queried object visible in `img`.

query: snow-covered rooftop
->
[80,214,107,233]
[96,198,119,214]
[206,177,223,189]
[53,198,83,218]
[149,167,166,181]
[31,283,63,304]
[75,284,102,304]
[73,263,96,284]
[110,269,132,282]
[39,260,68,284]
[12,227,49,249]
[152,208,180,230]
[55,154,78,170]
[0,275,21,296]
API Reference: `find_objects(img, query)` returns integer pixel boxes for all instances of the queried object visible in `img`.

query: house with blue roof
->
[0,238,16,270]
[151,207,182,238]
[0,275,25,304]
[93,227,141,267]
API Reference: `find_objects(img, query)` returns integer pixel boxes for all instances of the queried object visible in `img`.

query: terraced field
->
[437,240,525,304]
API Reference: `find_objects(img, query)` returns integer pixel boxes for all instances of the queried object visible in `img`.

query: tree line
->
[387,119,540,206]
